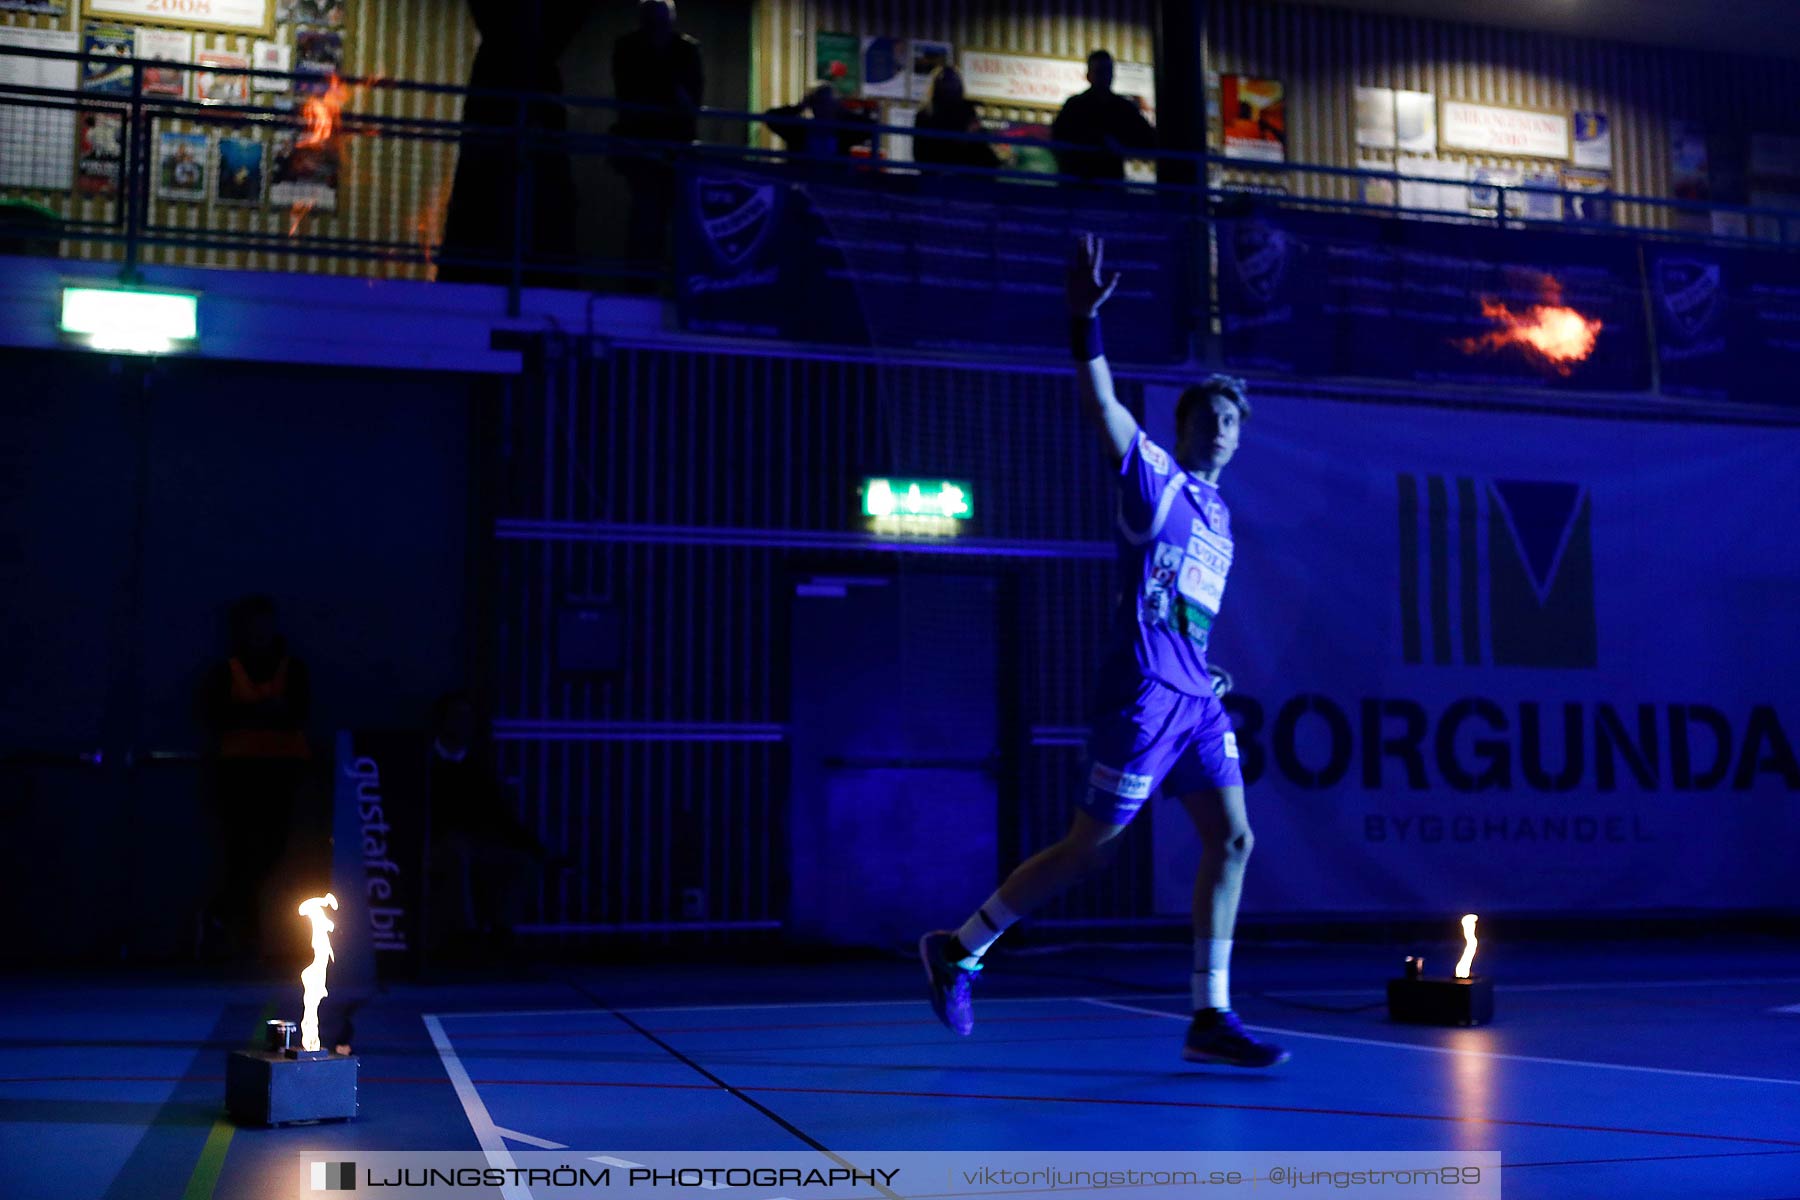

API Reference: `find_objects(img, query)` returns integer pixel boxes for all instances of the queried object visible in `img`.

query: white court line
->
[495,1126,569,1150]
[1082,997,1800,1089]
[1268,976,1800,998]
[422,1013,533,1200]
[433,993,1187,1020]
[1773,1004,1800,1014]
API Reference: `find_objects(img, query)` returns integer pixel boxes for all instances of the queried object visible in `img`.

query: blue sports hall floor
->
[4,938,1799,1199]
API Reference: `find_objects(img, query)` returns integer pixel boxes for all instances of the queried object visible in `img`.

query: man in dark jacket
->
[1050,50,1156,183]
[612,1,704,286]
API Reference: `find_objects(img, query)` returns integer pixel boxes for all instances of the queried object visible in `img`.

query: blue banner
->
[1145,386,1800,915]
[1218,208,1651,391]
[678,165,1192,363]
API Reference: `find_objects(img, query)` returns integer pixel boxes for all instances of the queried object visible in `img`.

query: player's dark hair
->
[1176,375,1252,435]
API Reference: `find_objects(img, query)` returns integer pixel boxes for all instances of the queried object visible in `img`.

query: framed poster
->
[1355,86,1394,149]
[1440,99,1568,159]
[909,41,952,100]
[83,0,274,37]
[196,51,250,105]
[1572,112,1611,171]
[252,39,291,92]
[76,108,123,199]
[138,28,192,100]
[270,128,338,212]
[156,129,208,201]
[0,28,78,191]
[276,0,344,25]
[80,23,134,95]
[816,32,859,97]
[1222,75,1284,163]
[862,36,907,100]
[215,131,264,205]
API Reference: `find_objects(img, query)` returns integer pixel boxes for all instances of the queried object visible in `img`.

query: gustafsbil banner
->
[1216,206,1651,392]
[1144,385,1800,915]
[677,163,1191,364]
[330,729,426,983]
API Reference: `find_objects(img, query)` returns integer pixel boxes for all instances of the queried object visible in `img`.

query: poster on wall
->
[296,29,343,94]
[84,0,273,36]
[1222,75,1285,162]
[960,50,1154,119]
[1469,166,1516,218]
[1354,86,1394,149]
[1356,157,1396,207]
[0,1,68,14]
[215,131,265,204]
[881,102,914,163]
[156,129,208,201]
[252,40,291,92]
[1440,100,1568,159]
[270,129,338,211]
[80,24,134,95]
[1396,153,1468,214]
[1573,112,1612,171]
[76,108,122,198]
[1669,120,1709,202]
[277,0,344,26]
[1561,168,1611,225]
[816,32,859,97]
[861,36,908,100]
[138,28,192,101]
[1516,168,1563,221]
[1395,90,1436,153]
[982,116,1057,175]
[196,51,251,105]
[0,28,77,191]
[909,41,951,99]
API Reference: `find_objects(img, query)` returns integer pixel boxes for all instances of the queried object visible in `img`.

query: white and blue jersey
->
[1101,431,1235,697]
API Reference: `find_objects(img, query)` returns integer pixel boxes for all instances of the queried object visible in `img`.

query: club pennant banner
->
[1145,386,1800,915]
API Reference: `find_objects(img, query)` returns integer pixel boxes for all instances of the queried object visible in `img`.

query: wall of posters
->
[1222,75,1284,162]
[1441,100,1568,159]
[156,129,208,201]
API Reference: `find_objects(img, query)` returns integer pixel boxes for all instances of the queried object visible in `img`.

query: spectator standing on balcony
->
[912,65,998,172]
[612,0,704,288]
[764,80,876,162]
[1050,50,1155,183]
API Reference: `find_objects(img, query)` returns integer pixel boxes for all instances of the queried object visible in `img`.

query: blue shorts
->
[1077,675,1244,825]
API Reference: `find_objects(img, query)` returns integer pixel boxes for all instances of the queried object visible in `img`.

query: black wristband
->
[1069,314,1104,362]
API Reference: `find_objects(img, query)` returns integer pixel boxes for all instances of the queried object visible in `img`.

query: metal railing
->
[5,44,1800,303]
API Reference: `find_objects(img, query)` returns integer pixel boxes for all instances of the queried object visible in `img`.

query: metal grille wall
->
[495,340,1157,935]
[0,0,475,277]
[1211,0,1800,226]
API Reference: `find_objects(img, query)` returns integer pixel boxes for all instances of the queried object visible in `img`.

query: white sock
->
[1192,937,1232,1011]
[953,892,1021,967]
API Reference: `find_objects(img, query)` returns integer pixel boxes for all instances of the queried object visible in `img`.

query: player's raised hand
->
[1068,232,1121,318]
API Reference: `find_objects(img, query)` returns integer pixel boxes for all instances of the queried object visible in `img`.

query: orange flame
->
[1455,276,1602,376]
[297,893,338,1053]
[299,73,349,148]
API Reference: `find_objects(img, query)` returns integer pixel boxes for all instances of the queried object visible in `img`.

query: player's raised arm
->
[1068,233,1140,462]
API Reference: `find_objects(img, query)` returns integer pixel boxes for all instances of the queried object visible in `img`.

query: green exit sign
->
[861,478,973,520]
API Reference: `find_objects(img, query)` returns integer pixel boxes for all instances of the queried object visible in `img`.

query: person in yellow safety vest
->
[198,594,315,962]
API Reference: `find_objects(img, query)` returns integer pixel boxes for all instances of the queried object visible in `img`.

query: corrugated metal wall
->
[751,0,1156,142]
[1211,0,1800,226]
[1,1,475,277]
[496,341,1154,934]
